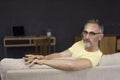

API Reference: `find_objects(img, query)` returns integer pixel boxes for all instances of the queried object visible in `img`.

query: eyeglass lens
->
[82,31,100,36]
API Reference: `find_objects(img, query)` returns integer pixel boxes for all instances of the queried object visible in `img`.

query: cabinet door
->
[117,39,120,51]
[99,36,116,54]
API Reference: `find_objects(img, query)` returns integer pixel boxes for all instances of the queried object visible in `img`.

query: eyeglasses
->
[82,31,101,36]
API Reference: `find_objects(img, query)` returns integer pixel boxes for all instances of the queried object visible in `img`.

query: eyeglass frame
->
[82,30,101,36]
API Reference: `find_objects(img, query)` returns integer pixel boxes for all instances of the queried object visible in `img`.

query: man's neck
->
[85,46,99,52]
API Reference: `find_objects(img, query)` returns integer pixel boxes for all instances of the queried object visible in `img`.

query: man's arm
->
[45,49,72,59]
[24,49,72,64]
[31,58,92,71]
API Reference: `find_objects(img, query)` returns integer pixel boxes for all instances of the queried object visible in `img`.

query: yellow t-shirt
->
[69,40,103,67]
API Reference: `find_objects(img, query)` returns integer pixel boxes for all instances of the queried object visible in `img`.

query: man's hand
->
[23,54,45,65]
[26,59,46,67]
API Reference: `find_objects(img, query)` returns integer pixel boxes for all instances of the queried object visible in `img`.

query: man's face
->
[82,23,103,47]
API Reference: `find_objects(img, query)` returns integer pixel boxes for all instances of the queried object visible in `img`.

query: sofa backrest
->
[99,52,120,66]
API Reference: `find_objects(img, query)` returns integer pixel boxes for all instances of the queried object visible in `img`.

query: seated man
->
[0,18,104,71]
[24,18,104,70]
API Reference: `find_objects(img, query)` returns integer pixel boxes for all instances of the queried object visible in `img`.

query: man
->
[24,18,104,71]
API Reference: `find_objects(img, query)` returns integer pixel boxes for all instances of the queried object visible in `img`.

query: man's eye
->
[89,32,96,35]
[83,31,88,34]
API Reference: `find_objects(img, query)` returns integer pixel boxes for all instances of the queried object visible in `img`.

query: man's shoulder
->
[74,40,83,45]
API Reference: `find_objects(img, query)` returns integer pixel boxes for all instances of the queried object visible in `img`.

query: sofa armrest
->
[7,65,120,80]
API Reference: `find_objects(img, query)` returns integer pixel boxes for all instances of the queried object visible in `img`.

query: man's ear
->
[99,33,104,40]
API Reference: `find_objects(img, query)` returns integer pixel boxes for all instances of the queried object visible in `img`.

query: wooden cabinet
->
[3,36,56,57]
[75,35,120,55]
[99,35,116,54]
[117,39,120,51]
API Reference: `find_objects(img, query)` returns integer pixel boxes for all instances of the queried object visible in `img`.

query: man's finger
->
[27,60,36,67]
[25,54,34,57]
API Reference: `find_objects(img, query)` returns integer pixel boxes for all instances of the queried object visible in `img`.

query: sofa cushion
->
[0,57,76,71]
[99,52,120,66]
[0,58,53,71]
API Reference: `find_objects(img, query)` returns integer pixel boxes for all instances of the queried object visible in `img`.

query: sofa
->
[1,52,120,80]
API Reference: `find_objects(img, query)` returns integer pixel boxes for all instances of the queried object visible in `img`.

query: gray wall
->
[0,0,120,59]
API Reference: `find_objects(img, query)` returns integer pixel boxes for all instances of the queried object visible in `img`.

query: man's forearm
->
[36,49,72,60]
[36,59,75,70]
[45,49,72,60]
[36,59,92,71]
[45,53,62,60]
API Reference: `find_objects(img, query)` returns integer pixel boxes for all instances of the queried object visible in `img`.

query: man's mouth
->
[84,39,92,47]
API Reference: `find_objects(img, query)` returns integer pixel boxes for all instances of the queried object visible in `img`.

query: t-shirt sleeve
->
[80,53,103,67]
[68,43,76,53]
[68,41,81,54]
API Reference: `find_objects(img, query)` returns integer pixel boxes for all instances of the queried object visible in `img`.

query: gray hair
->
[84,18,104,33]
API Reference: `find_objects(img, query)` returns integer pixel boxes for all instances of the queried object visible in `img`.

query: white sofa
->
[1,53,120,80]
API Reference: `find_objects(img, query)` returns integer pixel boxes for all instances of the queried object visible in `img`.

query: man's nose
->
[85,34,91,39]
